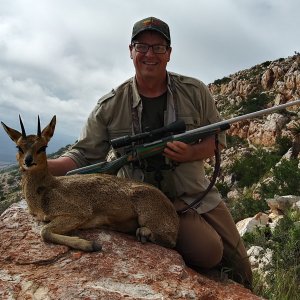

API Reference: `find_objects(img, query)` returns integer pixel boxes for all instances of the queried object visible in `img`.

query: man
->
[48,17,252,288]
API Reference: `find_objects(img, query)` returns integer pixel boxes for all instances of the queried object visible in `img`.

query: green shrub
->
[229,148,280,188]
[271,211,300,268]
[215,181,231,198]
[264,212,300,299]
[6,176,15,185]
[226,135,247,148]
[239,93,272,114]
[260,158,300,198]
[261,61,271,68]
[243,225,271,248]
[275,136,293,156]
[213,77,231,85]
[228,194,269,222]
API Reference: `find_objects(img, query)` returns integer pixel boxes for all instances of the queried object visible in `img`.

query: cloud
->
[0,0,299,161]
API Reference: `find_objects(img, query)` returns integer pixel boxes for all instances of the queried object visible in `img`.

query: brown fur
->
[1,116,179,251]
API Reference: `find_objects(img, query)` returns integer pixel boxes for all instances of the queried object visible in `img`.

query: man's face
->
[129,31,172,80]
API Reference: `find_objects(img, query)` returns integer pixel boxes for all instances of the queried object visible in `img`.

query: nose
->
[144,47,155,57]
[24,154,33,167]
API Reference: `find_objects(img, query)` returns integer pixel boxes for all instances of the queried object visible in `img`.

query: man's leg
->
[202,201,252,288]
[174,198,223,269]
[174,198,252,289]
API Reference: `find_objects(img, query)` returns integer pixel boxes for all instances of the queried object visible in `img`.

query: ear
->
[129,44,133,59]
[166,46,172,62]
[41,115,56,142]
[1,122,22,144]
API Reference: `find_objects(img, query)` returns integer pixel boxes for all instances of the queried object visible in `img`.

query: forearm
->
[190,136,218,160]
[47,157,78,176]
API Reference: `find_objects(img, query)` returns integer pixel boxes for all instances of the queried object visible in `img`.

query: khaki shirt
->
[63,72,226,213]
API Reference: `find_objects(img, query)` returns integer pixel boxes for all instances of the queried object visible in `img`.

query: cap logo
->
[142,18,161,27]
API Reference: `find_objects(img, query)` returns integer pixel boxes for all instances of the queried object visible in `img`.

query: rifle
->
[66,99,300,176]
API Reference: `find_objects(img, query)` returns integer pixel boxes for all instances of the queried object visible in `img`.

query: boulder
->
[266,195,300,214]
[247,246,273,271]
[236,212,269,237]
[0,201,260,300]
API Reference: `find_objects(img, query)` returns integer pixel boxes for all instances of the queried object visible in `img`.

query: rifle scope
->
[110,119,186,149]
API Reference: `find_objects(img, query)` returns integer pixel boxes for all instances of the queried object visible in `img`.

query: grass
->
[242,207,300,299]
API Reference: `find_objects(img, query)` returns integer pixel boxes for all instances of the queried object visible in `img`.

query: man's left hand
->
[164,141,196,162]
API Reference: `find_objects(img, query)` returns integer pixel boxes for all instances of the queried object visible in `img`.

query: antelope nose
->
[25,155,33,166]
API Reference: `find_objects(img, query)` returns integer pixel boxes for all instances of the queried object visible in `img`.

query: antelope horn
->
[37,115,41,137]
[19,115,26,138]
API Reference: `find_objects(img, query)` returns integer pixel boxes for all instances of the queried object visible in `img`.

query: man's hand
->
[163,141,196,162]
[163,136,220,163]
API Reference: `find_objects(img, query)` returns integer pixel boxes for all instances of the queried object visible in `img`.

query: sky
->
[0,0,300,162]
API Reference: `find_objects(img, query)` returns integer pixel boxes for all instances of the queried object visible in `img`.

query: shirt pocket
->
[179,116,201,131]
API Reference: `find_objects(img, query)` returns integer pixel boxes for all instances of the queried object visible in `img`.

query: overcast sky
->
[1,0,300,160]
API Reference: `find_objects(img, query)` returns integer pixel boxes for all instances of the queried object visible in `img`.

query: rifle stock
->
[66,154,132,176]
[66,99,300,176]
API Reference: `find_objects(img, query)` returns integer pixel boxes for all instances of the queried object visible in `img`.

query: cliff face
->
[209,53,300,147]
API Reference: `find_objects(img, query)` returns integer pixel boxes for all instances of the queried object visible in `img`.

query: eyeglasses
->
[132,43,169,54]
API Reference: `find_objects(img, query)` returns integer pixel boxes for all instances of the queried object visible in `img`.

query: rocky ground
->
[0,201,261,300]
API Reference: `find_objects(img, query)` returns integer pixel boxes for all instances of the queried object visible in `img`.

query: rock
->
[0,201,260,300]
[261,69,275,90]
[294,200,300,212]
[266,195,300,214]
[247,246,273,271]
[236,212,270,237]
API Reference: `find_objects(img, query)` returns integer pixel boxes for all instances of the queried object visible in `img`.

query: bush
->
[264,211,300,299]
[6,176,15,185]
[226,135,247,148]
[228,194,269,222]
[239,93,272,114]
[243,225,271,248]
[229,148,280,188]
[275,136,293,156]
[215,181,231,198]
[261,61,271,68]
[213,77,231,85]
[260,158,300,198]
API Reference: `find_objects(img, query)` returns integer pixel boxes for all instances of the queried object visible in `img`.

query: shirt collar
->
[131,72,172,108]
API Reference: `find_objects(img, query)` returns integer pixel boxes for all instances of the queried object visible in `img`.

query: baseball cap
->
[131,17,171,44]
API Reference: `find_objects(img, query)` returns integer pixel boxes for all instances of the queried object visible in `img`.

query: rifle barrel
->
[174,99,300,139]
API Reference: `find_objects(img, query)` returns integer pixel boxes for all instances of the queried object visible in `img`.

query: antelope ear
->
[41,116,56,142]
[1,122,22,144]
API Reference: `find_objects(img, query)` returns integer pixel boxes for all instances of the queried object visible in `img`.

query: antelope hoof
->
[92,241,102,251]
[136,227,152,244]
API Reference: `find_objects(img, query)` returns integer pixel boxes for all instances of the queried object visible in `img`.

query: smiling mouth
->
[144,61,157,65]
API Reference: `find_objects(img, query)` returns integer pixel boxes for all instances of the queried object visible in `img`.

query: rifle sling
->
[176,134,221,214]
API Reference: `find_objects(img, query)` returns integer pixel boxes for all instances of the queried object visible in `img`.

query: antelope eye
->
[16,146,24,153]
[37,145,48,154]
